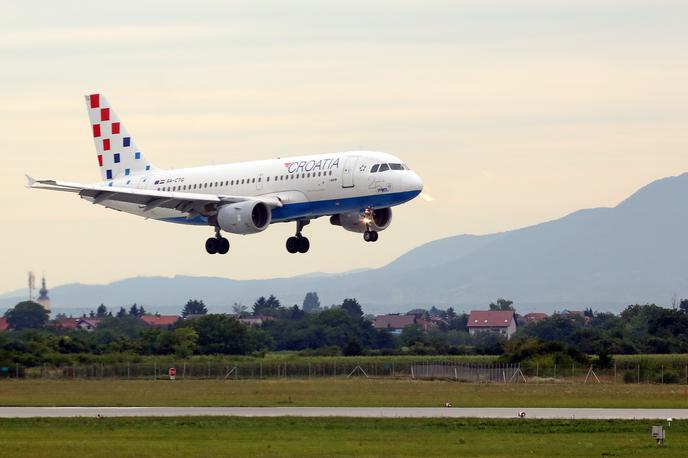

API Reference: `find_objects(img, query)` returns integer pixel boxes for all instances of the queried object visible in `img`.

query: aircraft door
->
[256,173,264,191]
[341,156,358,188]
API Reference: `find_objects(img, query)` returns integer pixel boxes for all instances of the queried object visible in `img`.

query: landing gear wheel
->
[297,236,310,253]
[217,237,230,254]
[364,231,378,242]
[205,237,219,254]
[286,236,299,254]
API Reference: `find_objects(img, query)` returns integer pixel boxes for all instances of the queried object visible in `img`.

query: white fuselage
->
[100,150,423,225]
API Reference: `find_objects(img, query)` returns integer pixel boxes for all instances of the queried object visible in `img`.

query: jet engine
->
[330,207,392,233]
[217,201,272,235]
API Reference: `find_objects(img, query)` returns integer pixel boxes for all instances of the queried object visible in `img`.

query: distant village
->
[1,274,583,342]
[3,274,685,364]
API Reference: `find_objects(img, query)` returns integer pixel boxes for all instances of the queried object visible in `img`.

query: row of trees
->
[4,295,688,366]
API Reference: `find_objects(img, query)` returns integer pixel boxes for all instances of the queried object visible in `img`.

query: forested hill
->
[3,172,688,315]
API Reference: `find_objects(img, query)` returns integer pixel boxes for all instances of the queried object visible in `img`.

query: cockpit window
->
[378,163,390,172]
[389,163,404,170]
[370,164,379,173]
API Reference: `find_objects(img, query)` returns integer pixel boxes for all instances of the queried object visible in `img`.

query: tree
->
[253,295,281,316]
[129,304,139,317]
[302,292,321,313]
[5,301,49,330]
[489,298,515,311]
[343,338,363,356]
[252,296,268,315]
[680,299,688,315]
[96,304,108,317]
[288,304,304,320]
[232,302,248,317]
[183,314,255,354]
[116,307,127,318]
[182,299,208,318]
[172,327,199,357]
[266,294,281,309]
[341,298,363,318]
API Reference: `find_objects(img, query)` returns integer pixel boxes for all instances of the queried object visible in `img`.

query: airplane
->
[27,94,424,255]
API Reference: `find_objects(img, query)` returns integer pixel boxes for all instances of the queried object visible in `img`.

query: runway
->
[0,407,686,419]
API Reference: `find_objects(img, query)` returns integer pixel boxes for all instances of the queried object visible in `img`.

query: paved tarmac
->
[0,407,686,419]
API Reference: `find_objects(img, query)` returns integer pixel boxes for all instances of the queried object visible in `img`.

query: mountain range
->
[3,172,688,316]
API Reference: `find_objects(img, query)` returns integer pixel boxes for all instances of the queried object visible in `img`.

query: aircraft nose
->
[413,172,424,192]
[403,171,423,193]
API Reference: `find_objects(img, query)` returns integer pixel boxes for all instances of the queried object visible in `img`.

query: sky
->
[1,0,687,294]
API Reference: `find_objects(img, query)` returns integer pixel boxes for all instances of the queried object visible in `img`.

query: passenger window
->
[371,164,379,173]
[379,164,389,172]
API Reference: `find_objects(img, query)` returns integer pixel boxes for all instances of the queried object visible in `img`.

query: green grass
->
[2,379,688,408]
[0,417,685,457]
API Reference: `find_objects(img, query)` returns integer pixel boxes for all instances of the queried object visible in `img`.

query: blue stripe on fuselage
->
[162,189,420,226]
[271,189,420,222]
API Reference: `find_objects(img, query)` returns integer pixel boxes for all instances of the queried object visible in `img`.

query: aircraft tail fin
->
[85,94,156,181]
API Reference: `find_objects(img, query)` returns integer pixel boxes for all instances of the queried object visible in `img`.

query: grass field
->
[2,379,688,408]
[0,417,684,457]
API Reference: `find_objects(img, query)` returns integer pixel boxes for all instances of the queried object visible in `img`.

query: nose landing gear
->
[286,219,310,254]
[362,208,379,243]
[363,230,378,242]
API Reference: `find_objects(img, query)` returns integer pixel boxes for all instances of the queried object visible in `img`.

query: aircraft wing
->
[26,175,283,215]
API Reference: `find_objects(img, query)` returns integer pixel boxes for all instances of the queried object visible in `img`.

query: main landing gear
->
[286,220,310,254]
[206,227,230,255]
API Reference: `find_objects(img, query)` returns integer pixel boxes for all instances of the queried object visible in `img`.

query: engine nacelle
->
[217,201,272,235]
[330,208,392,233]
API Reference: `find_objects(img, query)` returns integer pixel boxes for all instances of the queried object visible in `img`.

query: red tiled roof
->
[55,317,103,329]
[55,318,81,329]
[373,314,434,330]
[523,312,548,323]
[467,310,515,328]
[0,317,8,331]
[140,314,179,326]
[79,318,102,328]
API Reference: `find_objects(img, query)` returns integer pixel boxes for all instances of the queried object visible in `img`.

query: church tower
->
[36,276,51,313]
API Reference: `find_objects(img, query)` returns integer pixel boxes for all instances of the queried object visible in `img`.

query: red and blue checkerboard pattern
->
[86,94,152,181]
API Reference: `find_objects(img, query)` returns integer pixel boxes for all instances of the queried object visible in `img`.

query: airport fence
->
[2,359,688,384]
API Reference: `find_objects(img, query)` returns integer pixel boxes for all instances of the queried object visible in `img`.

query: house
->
[556,309,592,325]
[237,316,274,327]
[467,310,518,339]
[523,312,548,324]
[0,317,8,331]
[139,314,180,327]
[373,314,434,334]
[54,317,102,332]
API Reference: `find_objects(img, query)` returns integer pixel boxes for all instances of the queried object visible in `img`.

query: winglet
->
[25,174,36,188]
